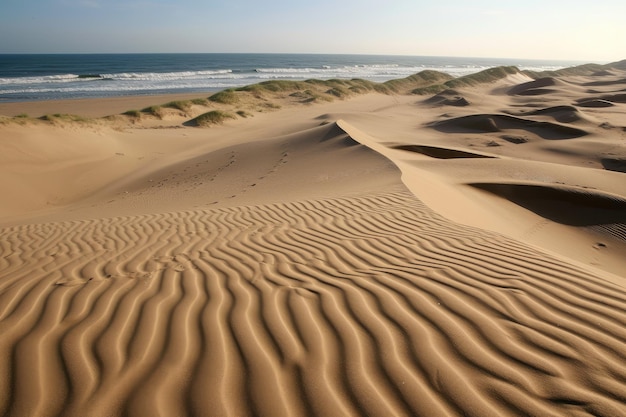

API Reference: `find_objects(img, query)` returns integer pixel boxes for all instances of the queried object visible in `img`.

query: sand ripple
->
[1,188,625,417]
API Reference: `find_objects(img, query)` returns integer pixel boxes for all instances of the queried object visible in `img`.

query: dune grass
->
[410,66,521,95]
[384,70,453,93]
[523,63,605,78]
[237,80,311,94]
[209,89,239,104]
[40,113,90,123]
[289,89,331,103]
[190,98,209,106]
[446,66,520,88]
[123,110,142,118]
[163,100,193,113]
[141,105,166,119]
[186,110,236,127]
[236,110,253,118]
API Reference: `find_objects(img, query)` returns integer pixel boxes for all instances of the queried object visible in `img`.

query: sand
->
[1,66,626,417]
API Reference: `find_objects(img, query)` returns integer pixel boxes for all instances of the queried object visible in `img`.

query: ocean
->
[0,53,587,102]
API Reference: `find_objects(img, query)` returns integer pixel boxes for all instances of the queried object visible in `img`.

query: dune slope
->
[2,188,626,417]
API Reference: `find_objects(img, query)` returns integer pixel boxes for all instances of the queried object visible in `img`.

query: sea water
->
[0,53,587,102]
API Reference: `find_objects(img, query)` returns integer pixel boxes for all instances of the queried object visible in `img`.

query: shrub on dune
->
[40,113,89,123]
[209,89,239,104]
[238,80,309,94]
[141,105,165,119]
[185,110,236,127]
[123,109,141,118]
[163,100,193,113]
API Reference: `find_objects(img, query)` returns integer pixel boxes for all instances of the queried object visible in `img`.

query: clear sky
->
[0,0,624,62]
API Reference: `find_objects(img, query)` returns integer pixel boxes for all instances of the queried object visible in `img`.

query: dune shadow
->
[577,94,626,105]
[423,89,470,107]
[508,77,558,96]
[583,78,626,87]
[318,122,361,146]
[393,145,494,159]
[471,183,626,226]
[524,105,582,123]
[602,158,626,173]
[430,114,588,140]
[575,99,615,108]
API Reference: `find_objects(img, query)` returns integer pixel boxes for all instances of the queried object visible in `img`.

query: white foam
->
[0,61,575,101]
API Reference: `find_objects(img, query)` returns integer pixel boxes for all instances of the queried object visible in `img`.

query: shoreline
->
[0,91,218,118]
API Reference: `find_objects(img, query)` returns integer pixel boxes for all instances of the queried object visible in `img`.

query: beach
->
[1,62,626,416]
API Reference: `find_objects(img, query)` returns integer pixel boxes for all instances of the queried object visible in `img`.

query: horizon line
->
[0,52,604,63]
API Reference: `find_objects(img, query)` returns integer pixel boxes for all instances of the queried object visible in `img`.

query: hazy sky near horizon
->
[0,0,623,62]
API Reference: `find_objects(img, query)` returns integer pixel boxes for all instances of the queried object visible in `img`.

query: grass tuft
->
[163,100,192,113]
[191,98,209,106]
[236,110,253,118]
[209,89,239,104]
[411,84,448,95]
[186,110,236,127]
[325,86,349,98]
[238,80,309,94]
[385,70,453,93]
[141,105,165,119]
[40,113,89,123]
[123,109,142,118]
[445,66,520,88]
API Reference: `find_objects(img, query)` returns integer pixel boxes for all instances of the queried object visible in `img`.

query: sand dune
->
[3,188,626,417]
[508,77,561,96]
[423,89,470,107]
[1,65,626,416]
[429,113,589,139]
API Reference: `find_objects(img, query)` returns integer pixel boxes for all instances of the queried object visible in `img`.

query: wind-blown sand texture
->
[1,62,626,417]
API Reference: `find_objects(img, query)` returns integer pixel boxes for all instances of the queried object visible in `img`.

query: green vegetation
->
[446,66,519,88]
[186,110,236,127]
[190,98,209,106]
[289,89,329,103]
[236,110,253,118]
[325,86,350,98]
[411,84,448,95]
[141,105,165,119]
[209,89,238,104]
[410,66,521,95]
[40,113,89,123]
[238,80,310,94]
[123,109,141,118]
[237,78,395,101]
[384,70,453,93]
[0,113,35,125]
[260,102,281,110]
[523,63,605,78]
[163,100,193,113]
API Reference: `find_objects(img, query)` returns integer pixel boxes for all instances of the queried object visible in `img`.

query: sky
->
[0,0,624,62]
